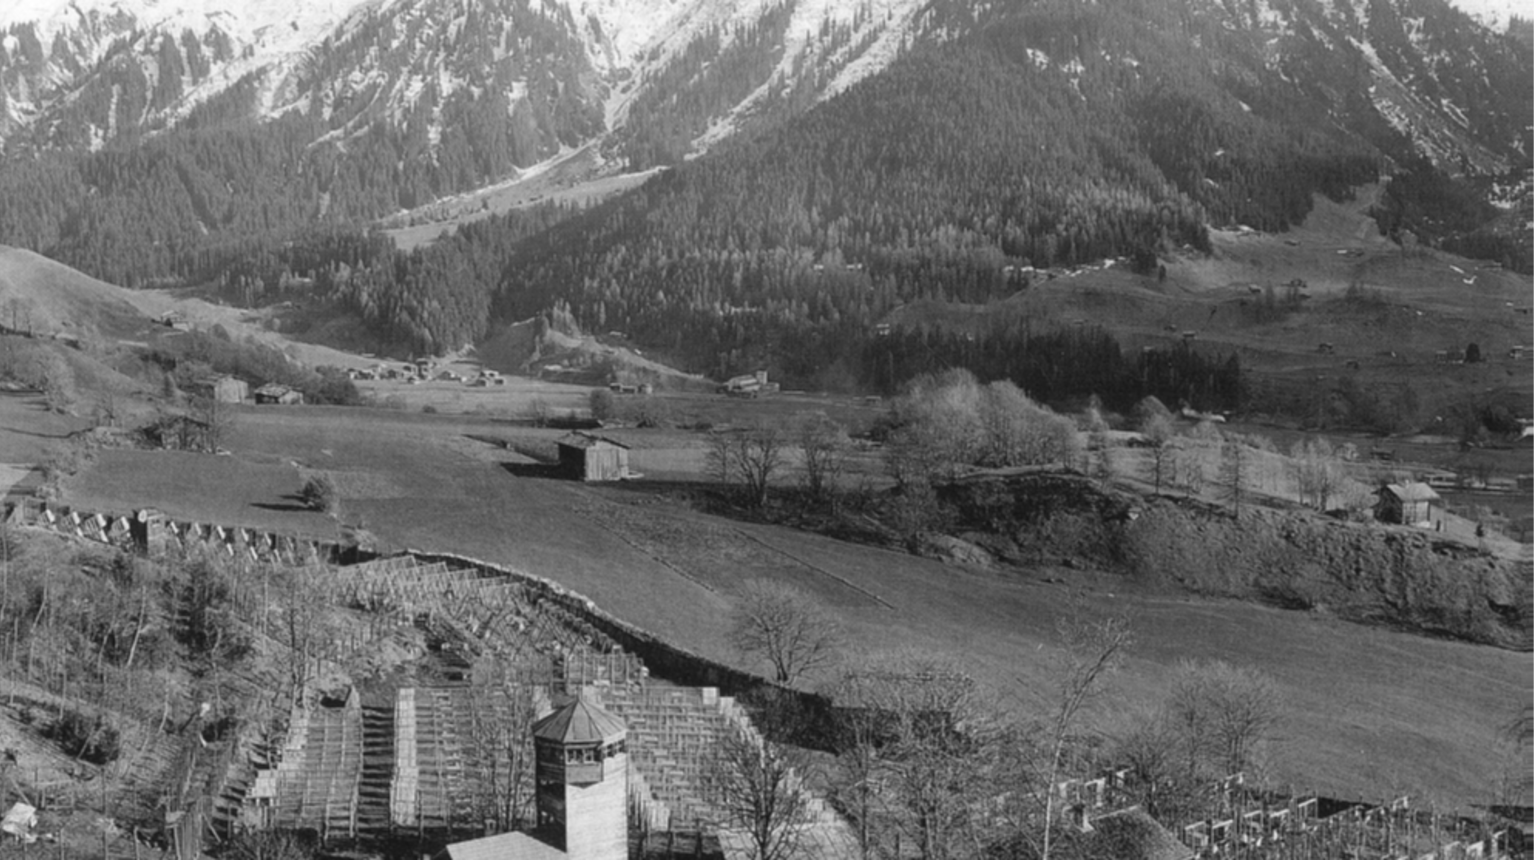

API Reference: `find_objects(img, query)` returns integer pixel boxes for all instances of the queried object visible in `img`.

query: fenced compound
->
[225,550,853,859]
[230,553,649,850]
[597,684,856,856]
[324,555,627,665]
[0,508,852,860]
[248,689,364,840]
[1169,777,1521,860]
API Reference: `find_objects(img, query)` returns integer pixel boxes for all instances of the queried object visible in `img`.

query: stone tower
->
[531,694,628,860]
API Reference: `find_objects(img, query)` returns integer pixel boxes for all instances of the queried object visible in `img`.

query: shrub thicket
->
[47,709,122,765]
[298,474,340,513]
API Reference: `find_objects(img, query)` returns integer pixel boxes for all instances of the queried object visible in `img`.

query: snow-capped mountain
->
[0,0,1527,295]
[0,0,936,164]
[1,0,1527,178]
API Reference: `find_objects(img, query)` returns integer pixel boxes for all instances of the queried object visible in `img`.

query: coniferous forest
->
[0,0,1527,404]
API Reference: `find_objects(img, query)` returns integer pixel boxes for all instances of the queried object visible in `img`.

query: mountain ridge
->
[0,0,1526,372]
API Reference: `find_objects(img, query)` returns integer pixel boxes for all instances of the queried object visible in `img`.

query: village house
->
[253,383,303,405]
[197,374,248,404]
[1374,482,1441,527]
[556,433,630,482]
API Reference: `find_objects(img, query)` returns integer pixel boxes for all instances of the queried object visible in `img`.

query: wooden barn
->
[557,433,630,482]
[198,374,248,404]
[1375,482,1441,526]
[254,384,304,405]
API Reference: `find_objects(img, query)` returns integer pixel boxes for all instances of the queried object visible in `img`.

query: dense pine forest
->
[0,0,1528,402]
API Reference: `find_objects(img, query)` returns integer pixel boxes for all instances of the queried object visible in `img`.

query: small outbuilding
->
[556,433,630,482]
[1375,482,1441,526]
[254,384,303,405]
[198,375,248,404]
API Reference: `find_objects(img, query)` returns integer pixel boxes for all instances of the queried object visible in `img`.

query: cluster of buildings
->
[346,360,506,386]
[196,375,303,405]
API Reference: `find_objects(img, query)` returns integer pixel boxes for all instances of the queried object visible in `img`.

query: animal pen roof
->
[443,831,566,860]
[1381,482,1441,502]
[555,432,629,450]
[532,696,627,744]
[1081,808,1194,860]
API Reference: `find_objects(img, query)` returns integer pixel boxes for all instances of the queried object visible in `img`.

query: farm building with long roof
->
[556,432,630,482]
[1375,482,1441,526]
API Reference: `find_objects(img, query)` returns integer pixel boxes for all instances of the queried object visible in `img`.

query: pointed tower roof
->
[532,695,627,744]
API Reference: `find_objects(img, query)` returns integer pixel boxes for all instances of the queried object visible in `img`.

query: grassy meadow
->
[46,394,1533,811]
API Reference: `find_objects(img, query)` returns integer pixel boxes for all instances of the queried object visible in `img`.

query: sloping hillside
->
[0,245,372,371]
[0,246,152,341]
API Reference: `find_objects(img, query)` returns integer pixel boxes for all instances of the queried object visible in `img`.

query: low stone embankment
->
[938,472,1533,651]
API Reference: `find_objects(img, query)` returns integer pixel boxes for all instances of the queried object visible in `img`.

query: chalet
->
[1375,482,1440,526]
[718,370,778,397]
[556,433,630,482]
[197,375,248,404]
[254,384,303,406]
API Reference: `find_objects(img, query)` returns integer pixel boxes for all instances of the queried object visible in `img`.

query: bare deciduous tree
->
[1110,702,1199,822]
[1142,414,1174,495]
[1089,424,1115,485]
[831,652,1003,860]
[1037,613,1133,860]
[466,655,541,832]
[1168,659,1280,777]
[526,396,552,427]
[977,380,1081,469]
[712,727,814,860]
[1219,433,1247,517]
[1289,438,1341,511]
[728,580,842,684]
[190,392,235,453]
[884,373,1082,486]
[797,413,848,502]
[709,423,788,507]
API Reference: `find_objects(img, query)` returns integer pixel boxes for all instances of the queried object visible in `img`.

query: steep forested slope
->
[0,0,1526,387]
[463,5,1389,382]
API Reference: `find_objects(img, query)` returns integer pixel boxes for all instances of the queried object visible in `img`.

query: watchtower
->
[532,695,628,860]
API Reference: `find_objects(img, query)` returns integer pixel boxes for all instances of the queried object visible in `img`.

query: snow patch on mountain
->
[1353,34,1508,174]
[1447,0,1525,30]
[1,0,370,59]
[690,0,927,152]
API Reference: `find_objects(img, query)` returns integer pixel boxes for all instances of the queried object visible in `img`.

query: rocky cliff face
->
[940,473,1532,650]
